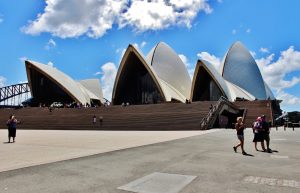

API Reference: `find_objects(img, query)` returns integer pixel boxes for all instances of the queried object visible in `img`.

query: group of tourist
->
[233,115,271,155]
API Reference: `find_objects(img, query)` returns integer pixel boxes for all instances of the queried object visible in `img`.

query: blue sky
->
[0,0,299,112]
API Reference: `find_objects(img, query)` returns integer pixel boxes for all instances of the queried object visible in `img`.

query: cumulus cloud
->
[197,51,221,69]
[256,46,300,91]
[179,54,194,79]
[250,51,256,57]
[100,62,118,100]
[132,41,147,51]
[179,54,189,67]
[45,38,56,50]
[0,76,6,87]
[47,61,54,67]
[22,0,127,38]
[276,90,300,105]
[119,0,212,32]
[22,0,212,38]
[117,41,147,62]
[259,47,269,53]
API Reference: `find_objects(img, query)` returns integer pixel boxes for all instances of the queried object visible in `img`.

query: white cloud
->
[0,18,3,23]
[132,41,147,51]
[0,76,6,87]
[19,80,28,84]
[100,62,118,100]
[250,51,256,57]
[259,47,269,53]
[22,0,213,38]
[47,61,54,67]
[276,90,300,105]
[119,48,127,62]
[197,51,221,69]
[22,0,127,38]
[117,41,147,62]
[179,54,194,79]
[45,38,56,50]
[179,54,189,67]
[246,28,251,33]
[140,41,147,48]
[94,71,102,76]
[19,57,28,62]
[232,29,237,35]
[256,46,300,91]
[119,0,212,32]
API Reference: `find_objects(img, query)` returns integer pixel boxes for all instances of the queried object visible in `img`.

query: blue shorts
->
[237,135,244,141]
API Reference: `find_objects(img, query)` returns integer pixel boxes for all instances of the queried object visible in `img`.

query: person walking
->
[261,115,271,153]
[233,117,247,155]
[92,115,97,125]
[99,116,103,127]
[252,117,264,151]
[6,114,19,143]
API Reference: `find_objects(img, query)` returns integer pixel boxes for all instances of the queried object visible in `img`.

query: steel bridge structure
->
[0,83,30,106]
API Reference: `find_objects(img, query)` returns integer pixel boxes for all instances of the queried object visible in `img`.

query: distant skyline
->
[0,0,299,111]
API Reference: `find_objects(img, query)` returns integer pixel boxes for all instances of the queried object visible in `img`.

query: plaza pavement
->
[0,127,299,193]
[0,129,217,172]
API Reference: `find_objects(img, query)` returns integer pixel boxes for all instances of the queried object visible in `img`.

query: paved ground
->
[0,127,299,193]
[0,129,216,172]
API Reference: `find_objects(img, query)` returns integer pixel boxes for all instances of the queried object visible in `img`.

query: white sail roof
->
[113,43,191,103]
[221,41,268,99]
[147,42,191,100]
[25,60,103,105]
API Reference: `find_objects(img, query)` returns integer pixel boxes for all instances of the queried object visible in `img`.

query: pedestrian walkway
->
[0,129,219,172]
[0,129,299,193]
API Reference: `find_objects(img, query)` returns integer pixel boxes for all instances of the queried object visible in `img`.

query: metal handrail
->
[200,96,238,130]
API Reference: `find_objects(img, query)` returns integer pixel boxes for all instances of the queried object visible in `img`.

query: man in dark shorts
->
[261,115,271,153]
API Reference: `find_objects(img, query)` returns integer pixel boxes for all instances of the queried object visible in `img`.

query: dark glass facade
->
[113,52,163,105]
[192,66,223,101]
[29,68,74,105]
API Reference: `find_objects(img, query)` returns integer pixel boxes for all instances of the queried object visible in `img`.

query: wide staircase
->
[233,100,273,127]
[0,102,216,130]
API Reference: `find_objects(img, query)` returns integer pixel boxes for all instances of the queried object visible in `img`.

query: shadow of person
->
[243,152,254,157]
[3,142,10,144]
[270,149,279,153]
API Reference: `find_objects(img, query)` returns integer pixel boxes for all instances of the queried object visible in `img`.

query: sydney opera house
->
[24,60,104,106]
[21,41,276,108]
[191,42,275,102]
[112,41,275,105]
[0,41,281,130]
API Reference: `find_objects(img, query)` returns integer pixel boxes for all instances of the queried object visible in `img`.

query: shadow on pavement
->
[244,152,254,157]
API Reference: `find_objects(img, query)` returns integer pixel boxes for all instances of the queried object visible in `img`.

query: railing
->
[200,96,239,130]
[242,108,247,122]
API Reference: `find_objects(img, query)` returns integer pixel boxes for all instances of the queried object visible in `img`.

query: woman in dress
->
[252,117,264,151]
[6,114,18,143]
